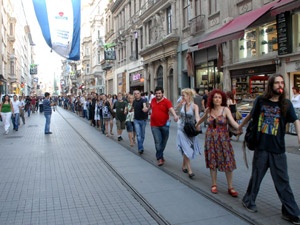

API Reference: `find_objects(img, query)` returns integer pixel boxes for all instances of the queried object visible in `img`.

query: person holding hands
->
[195,89,240,196]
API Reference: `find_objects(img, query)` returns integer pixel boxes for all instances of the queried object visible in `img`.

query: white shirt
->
[12,100,21,114]
[291,94,300,108]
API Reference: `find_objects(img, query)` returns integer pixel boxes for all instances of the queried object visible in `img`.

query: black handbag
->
[183,104,200,137]
[244,97,262,151]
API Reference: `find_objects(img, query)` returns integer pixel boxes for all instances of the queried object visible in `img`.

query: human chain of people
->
[1,74,300,224]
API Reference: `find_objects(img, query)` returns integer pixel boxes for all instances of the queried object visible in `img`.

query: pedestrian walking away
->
[149,87,179,166]
[196,89,241,196]
[133,90,148,155]
[43,92,55,134]
[0,94,14,135]
[238,74,300,225]
[177,88,201,179]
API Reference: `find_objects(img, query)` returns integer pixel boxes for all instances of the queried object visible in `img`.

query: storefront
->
[194,47,223,92]
[129,70,144,93]
[0,75,7,94]
[231,64,276,101]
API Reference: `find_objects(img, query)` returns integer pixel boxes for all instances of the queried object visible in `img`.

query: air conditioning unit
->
[222,17,233,25]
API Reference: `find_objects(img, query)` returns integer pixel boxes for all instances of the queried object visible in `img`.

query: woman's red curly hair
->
[207,89,227,109]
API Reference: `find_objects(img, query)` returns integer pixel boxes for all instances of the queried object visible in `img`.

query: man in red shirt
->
[149,86,178,166]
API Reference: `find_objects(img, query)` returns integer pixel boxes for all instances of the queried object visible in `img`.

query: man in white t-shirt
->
[11,95,21,131]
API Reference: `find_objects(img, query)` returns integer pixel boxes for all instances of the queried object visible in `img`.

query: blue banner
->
[32,0,81,60]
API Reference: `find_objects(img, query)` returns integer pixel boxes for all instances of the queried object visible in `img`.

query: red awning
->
[271,0,300,16]
[198,0,279,50]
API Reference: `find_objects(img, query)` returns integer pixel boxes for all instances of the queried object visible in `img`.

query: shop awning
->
[271,0,300,16]
[197,0,279,50]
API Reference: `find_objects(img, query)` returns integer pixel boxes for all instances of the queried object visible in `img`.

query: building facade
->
[0,0,34,97]
[189,0,300,100]
[77,0,299,104]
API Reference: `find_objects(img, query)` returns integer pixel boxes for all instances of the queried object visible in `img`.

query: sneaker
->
[138,150,144,155]
[282,214,300,225]
[118,136,123,141]
[242,201,258,213]
[158,159,164,166]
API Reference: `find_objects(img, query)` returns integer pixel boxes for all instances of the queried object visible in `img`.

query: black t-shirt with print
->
[251,97,297,154]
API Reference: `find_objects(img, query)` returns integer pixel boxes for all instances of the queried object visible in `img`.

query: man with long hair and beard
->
[239,74,300,224]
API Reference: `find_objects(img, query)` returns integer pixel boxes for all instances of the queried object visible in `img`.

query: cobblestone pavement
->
[69,108,300,225]
[0,109,250,225]
[0,112,158,225]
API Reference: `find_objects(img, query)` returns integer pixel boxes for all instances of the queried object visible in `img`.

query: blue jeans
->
[151,125,169,160]
[44,114,51,133]
[134,119,147,151]
[11,113,20,130]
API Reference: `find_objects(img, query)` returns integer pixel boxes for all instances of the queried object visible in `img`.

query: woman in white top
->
[289,86,300,134]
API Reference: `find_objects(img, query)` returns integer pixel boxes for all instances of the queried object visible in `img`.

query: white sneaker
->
[5,130,9,135]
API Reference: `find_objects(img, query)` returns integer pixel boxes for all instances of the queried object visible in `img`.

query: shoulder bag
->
[183,104,201,137]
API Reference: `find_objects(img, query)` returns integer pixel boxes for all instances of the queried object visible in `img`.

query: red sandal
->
[228,188,238,197]
[211,185,218,194]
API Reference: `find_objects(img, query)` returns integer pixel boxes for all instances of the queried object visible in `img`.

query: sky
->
[23,0,63,87]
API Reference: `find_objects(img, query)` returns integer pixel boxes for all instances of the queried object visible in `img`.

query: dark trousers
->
[242,150,300,217]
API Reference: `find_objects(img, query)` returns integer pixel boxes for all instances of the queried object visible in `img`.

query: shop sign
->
[276,12,292,55]
[132,73,141,81]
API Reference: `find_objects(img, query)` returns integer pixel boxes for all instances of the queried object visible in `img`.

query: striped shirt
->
[43,98,52,115]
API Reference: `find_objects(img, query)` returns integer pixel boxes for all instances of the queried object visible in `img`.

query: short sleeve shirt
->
[255,98,296,153]
[150,97,173,127]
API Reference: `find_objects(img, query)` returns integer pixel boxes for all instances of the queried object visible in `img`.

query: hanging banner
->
[32,0,81,60]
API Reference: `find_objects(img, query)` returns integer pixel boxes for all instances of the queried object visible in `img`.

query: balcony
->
[140,0,163,15]
[101,59,113,71]
[189,15,205,36]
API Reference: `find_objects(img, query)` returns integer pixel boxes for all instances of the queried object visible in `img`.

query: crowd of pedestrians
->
[1,73,300,224]
[56,75,300,224]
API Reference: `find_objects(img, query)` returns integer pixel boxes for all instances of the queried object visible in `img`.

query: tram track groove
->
[59,109,255,225]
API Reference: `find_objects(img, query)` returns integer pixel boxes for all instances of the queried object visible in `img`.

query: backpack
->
[243,97,262,151]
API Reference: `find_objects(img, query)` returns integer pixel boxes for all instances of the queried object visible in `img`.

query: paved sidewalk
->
[71,109,300,225]
[0,110,249,225]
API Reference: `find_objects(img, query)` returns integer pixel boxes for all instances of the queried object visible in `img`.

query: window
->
[10,61,14,75]
[140,28,143,49]
[239,22,278,60]
[86,64,90,74]
[10,23,14,36]
[292,13,300,51]
[195,0,201,16]
[97,50,101,64]
[157,66,163,87]
[85,47,90,56]
[167,7,172,34]
[209,0,219,15]
[148,21,153,44]
[183,0,191,28]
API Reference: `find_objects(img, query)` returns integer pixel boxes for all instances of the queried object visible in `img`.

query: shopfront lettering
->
[276,12,292,55]
[132,73,141,81]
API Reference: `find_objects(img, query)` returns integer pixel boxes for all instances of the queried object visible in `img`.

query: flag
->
[32,0,81,60]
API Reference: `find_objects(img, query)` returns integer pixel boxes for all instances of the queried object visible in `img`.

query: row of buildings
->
[0,0,36,97]
[66,0,299,104]
[1,0,299,104]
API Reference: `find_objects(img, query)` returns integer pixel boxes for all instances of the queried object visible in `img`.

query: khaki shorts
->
[116,120,125,130]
